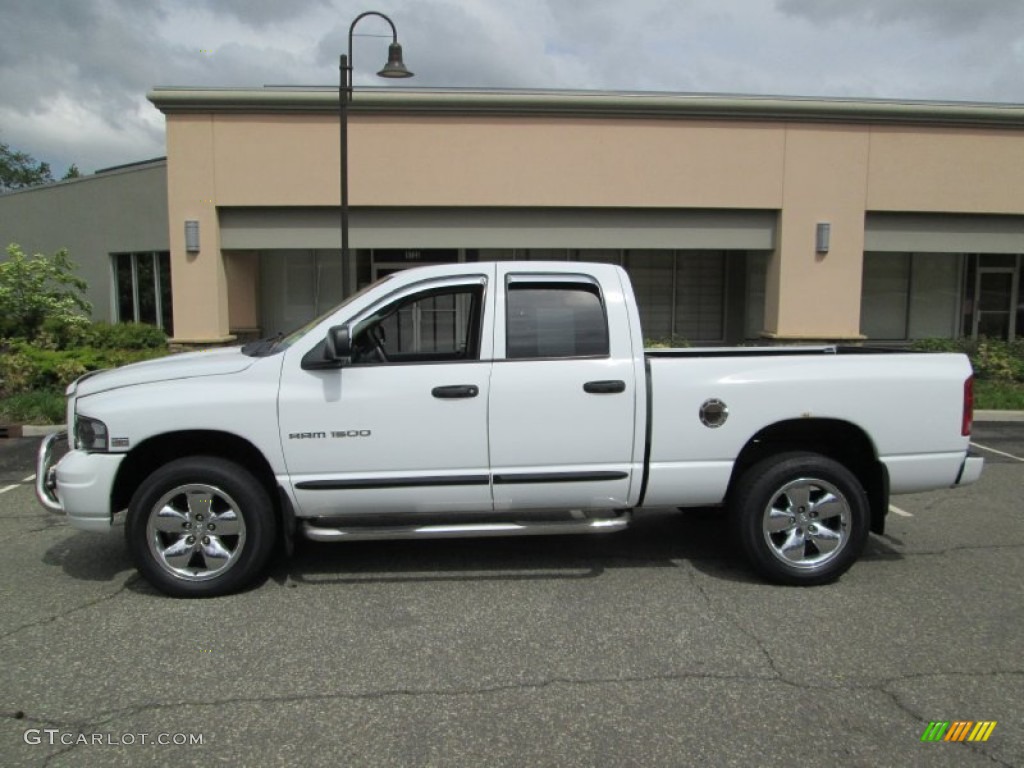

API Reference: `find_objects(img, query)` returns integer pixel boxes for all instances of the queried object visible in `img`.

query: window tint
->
[506,282,609,359]
[353,284,483,363]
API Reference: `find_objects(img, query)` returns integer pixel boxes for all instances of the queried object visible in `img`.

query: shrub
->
[910,338,967,354]
[88,322,168,350]
[913,337,1024,383]
[972,339,1024,382]
[0,342,168,396]
[0,243,91,340]
[0,349,35,394]
[35,314,94,350]
[644,337,691,349]
[0,390,66,425]
[31,318,168,351]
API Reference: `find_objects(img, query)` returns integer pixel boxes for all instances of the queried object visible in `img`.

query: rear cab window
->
[505,279,610,359]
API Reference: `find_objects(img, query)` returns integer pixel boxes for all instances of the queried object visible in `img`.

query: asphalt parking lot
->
[1,424,1022,767]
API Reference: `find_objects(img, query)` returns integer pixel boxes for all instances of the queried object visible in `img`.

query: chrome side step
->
[301,513,631,543]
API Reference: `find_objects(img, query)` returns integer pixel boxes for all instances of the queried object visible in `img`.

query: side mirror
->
[324,325,352,364]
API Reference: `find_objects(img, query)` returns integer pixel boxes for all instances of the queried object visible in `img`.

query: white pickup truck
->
[37,261,983,596]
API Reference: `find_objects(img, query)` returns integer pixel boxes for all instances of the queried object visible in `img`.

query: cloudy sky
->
[2,0,1023,175]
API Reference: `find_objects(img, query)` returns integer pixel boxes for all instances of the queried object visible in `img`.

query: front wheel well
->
[727,418,890,535]
[111,431,279,517]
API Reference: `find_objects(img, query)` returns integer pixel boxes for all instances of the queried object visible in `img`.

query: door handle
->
[583,380,626,394]
[432,385,480,399]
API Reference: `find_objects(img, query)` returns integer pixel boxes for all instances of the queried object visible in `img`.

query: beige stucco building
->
[5,88,1024,346]
[147,87,1024,346]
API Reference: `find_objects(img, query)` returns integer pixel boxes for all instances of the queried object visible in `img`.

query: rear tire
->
[125,457,277,597]
[732,452,869,586]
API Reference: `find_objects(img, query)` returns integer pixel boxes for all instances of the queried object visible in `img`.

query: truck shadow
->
[271,508,908,589]
[41,523,135,584]
[40,508,906,593]
[272,508,759,588]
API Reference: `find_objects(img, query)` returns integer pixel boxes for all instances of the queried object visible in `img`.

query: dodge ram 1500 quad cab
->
[37,262,983,596]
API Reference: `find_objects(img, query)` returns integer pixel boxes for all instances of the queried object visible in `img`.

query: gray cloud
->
[0,0,1021,175]
[181,0,331,27]
[776,0,1024,35]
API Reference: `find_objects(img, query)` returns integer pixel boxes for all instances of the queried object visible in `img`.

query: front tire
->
[732,452,869,586]
[125,457,277,597]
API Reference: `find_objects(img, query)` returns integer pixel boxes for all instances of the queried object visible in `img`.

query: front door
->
[278,271,495,517]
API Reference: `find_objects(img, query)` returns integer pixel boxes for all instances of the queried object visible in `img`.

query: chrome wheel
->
[146,483,247,582]
[762,477,850,570]
[734,452,868,585]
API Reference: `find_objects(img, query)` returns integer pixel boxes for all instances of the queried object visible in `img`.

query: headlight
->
[74,415,109,452]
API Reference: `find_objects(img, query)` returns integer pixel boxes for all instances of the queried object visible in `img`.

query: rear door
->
[487,267,638,511]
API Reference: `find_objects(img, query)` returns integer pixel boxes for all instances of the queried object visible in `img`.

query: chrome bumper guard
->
[36,431,68,513]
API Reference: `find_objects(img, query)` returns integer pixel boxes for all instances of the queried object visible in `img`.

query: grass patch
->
[974,379,1024,411]
[0,389,65,425]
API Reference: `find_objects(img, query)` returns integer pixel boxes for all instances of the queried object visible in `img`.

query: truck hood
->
[71,347,256,397]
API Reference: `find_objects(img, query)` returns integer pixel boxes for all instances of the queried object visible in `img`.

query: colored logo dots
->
[921,721,997,742]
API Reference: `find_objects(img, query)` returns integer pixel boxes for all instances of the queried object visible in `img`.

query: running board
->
[301,513,631,543]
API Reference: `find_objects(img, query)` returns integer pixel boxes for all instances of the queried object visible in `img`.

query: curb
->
[19,425,66,437]
[975,410,1024,422]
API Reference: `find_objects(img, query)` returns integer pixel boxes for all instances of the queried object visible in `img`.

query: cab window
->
[506,281,609,359]
[352,283,484,364]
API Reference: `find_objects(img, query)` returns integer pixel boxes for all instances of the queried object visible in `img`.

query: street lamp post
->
[339,11,413,297]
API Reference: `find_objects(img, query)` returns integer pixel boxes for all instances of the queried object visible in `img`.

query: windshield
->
[241,275,394,357]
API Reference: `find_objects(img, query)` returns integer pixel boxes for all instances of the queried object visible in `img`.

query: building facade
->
[0,159,171,332]
[4,89,1024,346]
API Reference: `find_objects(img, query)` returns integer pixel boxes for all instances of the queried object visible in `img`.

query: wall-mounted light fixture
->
[815,222,831,254]
[185,220,200,253]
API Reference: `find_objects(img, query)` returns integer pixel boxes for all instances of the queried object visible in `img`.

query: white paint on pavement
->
[889,505,913,518]
[970,441,1024,463]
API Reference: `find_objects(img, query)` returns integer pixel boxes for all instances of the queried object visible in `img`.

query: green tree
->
[0,142,54,191]
[0,243,92,339]
[62,164,81,180]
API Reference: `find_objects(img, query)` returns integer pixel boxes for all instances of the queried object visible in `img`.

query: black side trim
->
[296,475,489,491]
[493,471,628,485]
[637,357,654,507]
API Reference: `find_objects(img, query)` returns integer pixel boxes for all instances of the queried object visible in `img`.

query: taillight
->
[962,376,974,437]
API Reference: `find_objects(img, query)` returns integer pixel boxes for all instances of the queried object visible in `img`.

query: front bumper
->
[35,431,124,532]
[35,431,67,513]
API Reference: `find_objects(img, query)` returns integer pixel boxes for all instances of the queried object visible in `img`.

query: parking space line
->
[889,505,913,518]
[0,484,19,495]
[22,474,36,483]
[970,441,1024,463]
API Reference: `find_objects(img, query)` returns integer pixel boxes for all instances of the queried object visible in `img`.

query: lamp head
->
[377,42,413,78]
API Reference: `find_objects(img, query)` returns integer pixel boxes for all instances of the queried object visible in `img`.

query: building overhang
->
[147,86,1024,129]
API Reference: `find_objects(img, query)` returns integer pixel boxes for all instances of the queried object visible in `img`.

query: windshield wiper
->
[241,333,283,357]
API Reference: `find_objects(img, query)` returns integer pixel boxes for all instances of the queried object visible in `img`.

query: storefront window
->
[860,252,960,340]
[625,250,726,343]
[112,252,173,333]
